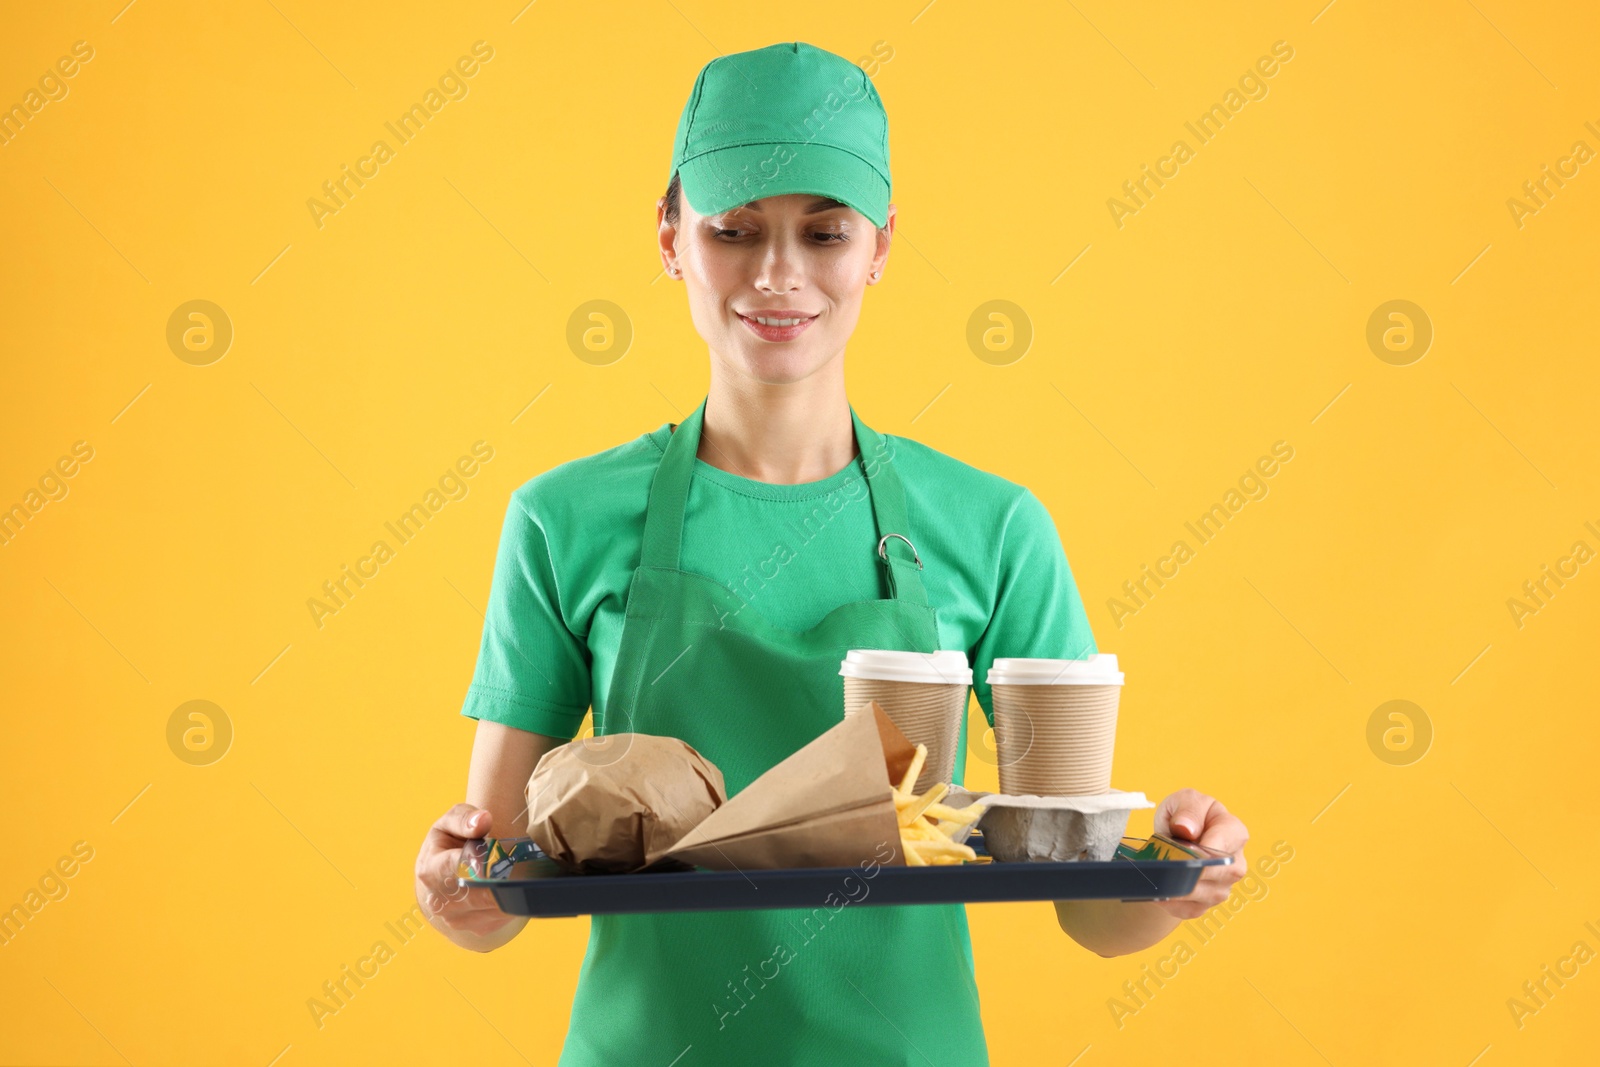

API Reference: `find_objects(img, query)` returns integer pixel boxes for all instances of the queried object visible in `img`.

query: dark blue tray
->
[458,832,1232,918]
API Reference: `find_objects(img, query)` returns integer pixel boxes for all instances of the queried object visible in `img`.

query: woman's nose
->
[751,236,806,293]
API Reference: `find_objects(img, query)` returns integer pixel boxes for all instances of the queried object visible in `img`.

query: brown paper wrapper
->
[654,702,916,870]
[526,734,726,874]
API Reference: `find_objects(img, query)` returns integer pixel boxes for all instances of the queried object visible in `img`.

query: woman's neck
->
[694,368,856,485]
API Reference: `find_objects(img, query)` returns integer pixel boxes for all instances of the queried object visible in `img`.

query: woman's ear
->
[868,203,895,284]
[657,197,681,279]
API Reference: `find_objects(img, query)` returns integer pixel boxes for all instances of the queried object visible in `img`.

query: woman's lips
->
[739,314,816,342]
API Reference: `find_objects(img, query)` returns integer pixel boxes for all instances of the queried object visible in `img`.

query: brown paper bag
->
[526,734,726,874]
[653,702,916,870]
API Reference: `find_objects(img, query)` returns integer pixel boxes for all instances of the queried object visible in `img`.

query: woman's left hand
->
[1151,788,1249,919]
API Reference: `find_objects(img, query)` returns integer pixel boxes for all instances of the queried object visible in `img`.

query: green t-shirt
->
[459,419,1098,1064]
[462,421,1096,741]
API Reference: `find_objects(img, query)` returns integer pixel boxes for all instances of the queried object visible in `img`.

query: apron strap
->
[849,407,929,607]
[639,399,705,571]
[640,397,930,607]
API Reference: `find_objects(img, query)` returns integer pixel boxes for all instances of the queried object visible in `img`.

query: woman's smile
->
[738,310,819,342]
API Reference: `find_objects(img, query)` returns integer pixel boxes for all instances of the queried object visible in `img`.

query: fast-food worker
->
[414,40,1249,1067]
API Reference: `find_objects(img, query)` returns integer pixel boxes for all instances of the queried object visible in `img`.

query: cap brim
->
[677,141,888,228]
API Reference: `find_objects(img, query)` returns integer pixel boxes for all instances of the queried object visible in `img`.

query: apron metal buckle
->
[877,533,923,570]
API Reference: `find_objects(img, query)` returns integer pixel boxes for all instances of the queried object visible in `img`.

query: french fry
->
[896,782,948,826]
[905,837,977,861]
[893,773,985,865]
[922,801,980,824]
[898,744,928,794]
[904,836,969,854]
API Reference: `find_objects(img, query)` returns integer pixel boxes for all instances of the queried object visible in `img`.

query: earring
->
[870,270,881,280]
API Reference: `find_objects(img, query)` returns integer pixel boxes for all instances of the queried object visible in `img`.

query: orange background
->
[2,1,1597,1064]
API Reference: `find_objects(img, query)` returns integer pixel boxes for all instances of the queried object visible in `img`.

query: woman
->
[415,41,1248,1066]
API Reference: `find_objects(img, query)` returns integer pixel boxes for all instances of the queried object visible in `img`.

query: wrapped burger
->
[525,733,726,873]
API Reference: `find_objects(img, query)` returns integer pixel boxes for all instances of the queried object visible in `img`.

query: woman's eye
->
[711,228,847,242]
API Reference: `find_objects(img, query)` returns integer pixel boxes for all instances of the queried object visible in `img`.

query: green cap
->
[669,42,891,228]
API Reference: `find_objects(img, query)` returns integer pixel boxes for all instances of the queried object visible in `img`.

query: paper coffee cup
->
[987,654,1123,796]
[840,650,972,793]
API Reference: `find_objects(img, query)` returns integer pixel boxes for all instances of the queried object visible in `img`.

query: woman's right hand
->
[415,802,527,951]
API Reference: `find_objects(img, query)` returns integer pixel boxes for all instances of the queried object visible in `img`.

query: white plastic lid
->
[838,649,973,685]
[986,653,1123,686]
[949,788,1153,812]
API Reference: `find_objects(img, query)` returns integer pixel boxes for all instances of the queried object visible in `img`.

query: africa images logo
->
[306,442,494,629]
[710,41,894,203]
[1106,40,1295,229]
[1107,441,1295,628]
[305,41,495,229]
[0,39,95,148]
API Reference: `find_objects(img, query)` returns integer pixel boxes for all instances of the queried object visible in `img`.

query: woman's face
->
[658,190,893,386]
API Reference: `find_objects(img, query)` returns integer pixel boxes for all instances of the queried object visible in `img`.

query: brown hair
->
[663,171,684,228]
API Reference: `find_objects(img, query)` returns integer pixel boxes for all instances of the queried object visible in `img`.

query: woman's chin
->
[726,346,835,386]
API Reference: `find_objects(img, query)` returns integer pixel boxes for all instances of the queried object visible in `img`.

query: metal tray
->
[457,832,1232,918]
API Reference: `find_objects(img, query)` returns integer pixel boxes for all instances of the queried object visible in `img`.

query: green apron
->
[558,397,989,1066]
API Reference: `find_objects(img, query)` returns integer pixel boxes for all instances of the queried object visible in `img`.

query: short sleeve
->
[458,491,592,739]
[969,489,1098,724]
